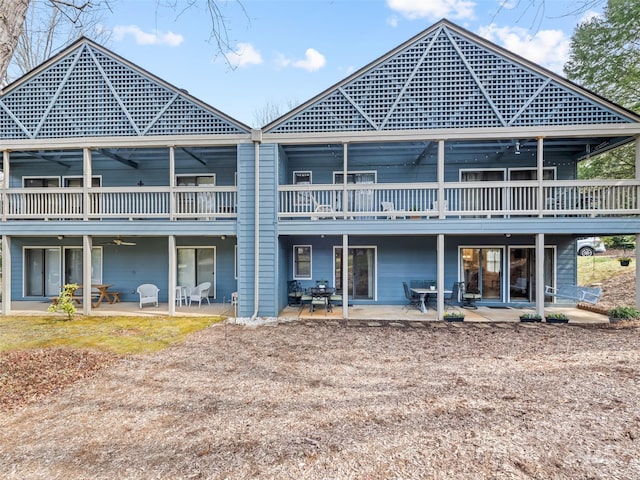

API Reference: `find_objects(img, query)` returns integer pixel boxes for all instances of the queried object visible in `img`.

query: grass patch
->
[578,255,631,285]
[0,315,223,355]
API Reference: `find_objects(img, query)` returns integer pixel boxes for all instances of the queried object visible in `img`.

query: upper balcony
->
[0,185,237,221]
[278,180,640,219]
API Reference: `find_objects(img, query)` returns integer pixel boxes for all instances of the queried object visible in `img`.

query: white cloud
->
[579,10,602,24]
[292,48,326,72]
[225,43,263,68]
[386,0,476,20]
[387,14,400,27]
[112,25,183,47]
[498,0,517,9]
[478,24,570,74]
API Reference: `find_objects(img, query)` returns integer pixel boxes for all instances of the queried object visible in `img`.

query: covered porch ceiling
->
[280,134,633,166]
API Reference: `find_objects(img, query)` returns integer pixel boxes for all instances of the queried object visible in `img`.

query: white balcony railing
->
[278,180,640,218]
[0,186,238,220]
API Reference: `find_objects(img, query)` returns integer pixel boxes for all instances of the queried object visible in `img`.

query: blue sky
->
[99,0,601,127]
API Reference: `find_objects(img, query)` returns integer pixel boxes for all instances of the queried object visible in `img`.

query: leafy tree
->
[565,0,640,179]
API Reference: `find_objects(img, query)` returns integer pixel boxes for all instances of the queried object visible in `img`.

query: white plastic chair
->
[136,283,159,308]
[381,201,405,219]
[189,282,211,307]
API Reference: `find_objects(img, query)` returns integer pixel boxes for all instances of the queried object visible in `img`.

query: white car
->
[576,237,606,256]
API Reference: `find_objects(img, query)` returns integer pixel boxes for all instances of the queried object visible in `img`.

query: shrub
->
[546,312,569,320]
[519,312,542,320]
[607,306,640,320]
[47,283,79,320]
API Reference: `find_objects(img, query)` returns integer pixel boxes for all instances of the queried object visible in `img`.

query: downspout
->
[250,130,262,321]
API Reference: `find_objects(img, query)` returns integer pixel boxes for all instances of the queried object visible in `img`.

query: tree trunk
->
[0,0,30,85]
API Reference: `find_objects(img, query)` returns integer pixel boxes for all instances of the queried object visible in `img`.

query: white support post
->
[168,235,176,315]
[83,148,92,220]
[2,150,9,222]
[537,138,544,217]
[342,234,349,319]
[83,235,92,315]
[636,233,640,309]
[169,146,176,221]
[2,235,11,315]
[342,143,348,219]
[536,233,545,317]
[436,234,445,319]
[437,140,445,218]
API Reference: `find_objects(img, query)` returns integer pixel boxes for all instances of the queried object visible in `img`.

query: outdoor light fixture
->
[515,141,521,154]
[221,235,226,240]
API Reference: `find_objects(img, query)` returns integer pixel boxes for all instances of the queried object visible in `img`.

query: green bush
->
[607,306,640,320]
[604,235,636,250]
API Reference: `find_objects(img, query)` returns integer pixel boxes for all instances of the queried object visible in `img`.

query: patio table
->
[92,284,114,307]
[411,287,452,313]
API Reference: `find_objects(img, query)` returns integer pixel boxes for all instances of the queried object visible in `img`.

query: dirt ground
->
[1,319,639,479]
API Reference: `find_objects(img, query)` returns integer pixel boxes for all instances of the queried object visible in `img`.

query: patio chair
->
[403,282,421,310]
[381,201,405,219]
[189,282,211,307]
[310,196,336,220]
[460,281,481,309]
[445,282,461,307]
[288,280,303,306]
[136,283,159,309]
[310,289,329,315]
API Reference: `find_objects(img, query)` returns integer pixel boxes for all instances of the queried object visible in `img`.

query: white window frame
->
[62,175,103,187]
[293,245,312,280]
[332,170,377,184]
[176,246,217,299]
[22,176,60,187]
[507,167,556,180]
[175,174,216,186]
[332,245,378,300]
[293,171,312,184]
[22,246,61,297]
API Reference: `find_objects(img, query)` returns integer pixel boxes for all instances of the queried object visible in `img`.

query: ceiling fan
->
[101,238,136,246]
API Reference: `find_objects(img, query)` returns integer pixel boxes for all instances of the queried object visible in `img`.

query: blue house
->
[2,19,640,320]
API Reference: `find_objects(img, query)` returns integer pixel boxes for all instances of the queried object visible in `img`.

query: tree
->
[564,0,640,179]
[252,98,299,128]
[3,0,110,85]
[0,0,30,82]
[0,0,245,87]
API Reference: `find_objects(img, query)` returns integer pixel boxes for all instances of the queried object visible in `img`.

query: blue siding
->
[257,143,279,317]
[10,236,237,303]
[236,143,256,316]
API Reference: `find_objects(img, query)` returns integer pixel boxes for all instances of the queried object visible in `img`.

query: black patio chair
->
[403,282,421,310]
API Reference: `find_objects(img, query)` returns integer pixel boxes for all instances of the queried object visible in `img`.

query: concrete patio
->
[2,300,609,325]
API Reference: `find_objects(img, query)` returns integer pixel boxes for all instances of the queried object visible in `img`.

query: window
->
[176,174,216,186]
[62,176,102,187]
[293,245,311,279]
[23,176,59,187]
[293,171,311,184]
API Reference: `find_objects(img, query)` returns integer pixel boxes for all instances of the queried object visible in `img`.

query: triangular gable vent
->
[0,40,250,139]
[266,21,634,133]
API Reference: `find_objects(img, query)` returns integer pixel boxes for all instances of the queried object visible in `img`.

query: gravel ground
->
[1,319,639,480]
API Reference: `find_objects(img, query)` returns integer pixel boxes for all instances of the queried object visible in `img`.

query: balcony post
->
[636,136,640,308]
[342,143,348,219]
[2,235,11,315]
[342,234,349,319]
[169,146,176,220]
[537,138,544,217]
[437,140,445,218]
[168,235,176,315]
[83,148,92,220]
[2,150,9,221]
[536,233,545,317]
[436,233,445,319]
[83,235,92,315]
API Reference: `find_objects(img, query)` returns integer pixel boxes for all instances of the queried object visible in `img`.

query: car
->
[577,237,606,256]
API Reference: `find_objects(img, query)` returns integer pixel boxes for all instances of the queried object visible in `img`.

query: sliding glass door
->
[460,247,502,300]
[177,247,216,298]
[334,247,376,300]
